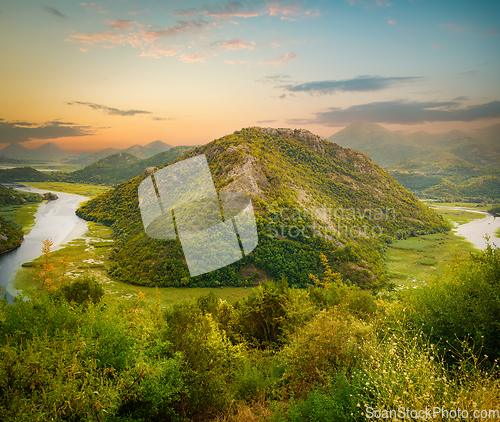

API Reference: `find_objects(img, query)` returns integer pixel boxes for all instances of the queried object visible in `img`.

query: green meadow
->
[14,222,256,306]
[0,202,40,235]
[24,182,112,197]
[383,207,482,289]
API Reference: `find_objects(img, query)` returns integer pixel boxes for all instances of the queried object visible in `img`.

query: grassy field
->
[422,201,493,211]
[383,207,482,289]
[0,202,41,235]
[14,222,256,306]
[24,182,111,198]
[429,207,486,226]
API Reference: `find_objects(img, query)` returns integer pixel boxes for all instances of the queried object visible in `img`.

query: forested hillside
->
[0,184,41,253]
[329,122,500,201]
[77,127,449,290]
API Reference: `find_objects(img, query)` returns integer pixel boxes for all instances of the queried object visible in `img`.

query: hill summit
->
[77,127,448,289]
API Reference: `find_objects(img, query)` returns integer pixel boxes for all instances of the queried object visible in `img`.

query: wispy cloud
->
[387,19,396,25]
[66,101,152,116]
[256,119,278,124]
[211,39,256,50]
[173,1,320,20]
[79,2,109,14]
[68,20,207,58]
[287,99,500,126]
[485,29,499,37]
[180,52,208,63]
[460,70,478,77]
[439,22,472,33]
[280,76,424,95]
[107,19,137,31]
[225,59,251,65]
[42,6,68,19]
[256,74,292,83]
[346,0,392,8]
[260,52,297,66]
[0,120,95,143]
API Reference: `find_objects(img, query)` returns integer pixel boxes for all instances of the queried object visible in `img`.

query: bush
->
[279,310,375,396]
[58,275,105,305]
[406,242,500,363]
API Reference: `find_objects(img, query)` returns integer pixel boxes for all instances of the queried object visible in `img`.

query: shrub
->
[58,275,105,305]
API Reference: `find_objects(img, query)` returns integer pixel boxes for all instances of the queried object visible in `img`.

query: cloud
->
[281,76,423,95]
[485,29,499,37]
[387,19,396,25]
[439,22,471,33]
[173,1,319,20]
[129,9,150,16]
[67,101,152,116]
[212,39,255,50]
[256,74,291,83]
[347,0,392,7]
[79,2,109,13]
[452,96,469,101]
[108,19,136,31]
[68,20,206,58]
[260,52,297,66]
[256,119,278,124]
[225,59,251,64]
[0,120,95,144]
[152,117,175,121]
[287,99,500,126]
[180,52,207,63]
[42,6,68,19]
[460,70,478,77]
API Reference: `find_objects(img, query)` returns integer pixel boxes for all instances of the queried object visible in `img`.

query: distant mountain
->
[0,142,75,160]
[0,146,195,186]
[77,126,448,290]
[328,122,500,201]
[33,142,74,159]
[71,140,173,165]
[0,144,33,159]
[122,140,172,159]
[71,148,122,166]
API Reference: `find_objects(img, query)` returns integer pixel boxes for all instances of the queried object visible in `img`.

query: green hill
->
[0,167,53,182]
[63,153,145,186]
[0,184,41,207]
[328,122,500,201]
[0,184,41,253]
[76,127,449,290]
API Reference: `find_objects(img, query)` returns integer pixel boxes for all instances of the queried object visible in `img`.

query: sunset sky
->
[0,0,499,153]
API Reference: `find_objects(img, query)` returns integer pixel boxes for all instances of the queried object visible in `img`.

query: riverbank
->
[14,222,257,305]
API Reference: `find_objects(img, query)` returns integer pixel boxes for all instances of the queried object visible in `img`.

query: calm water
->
[0,184,88,302]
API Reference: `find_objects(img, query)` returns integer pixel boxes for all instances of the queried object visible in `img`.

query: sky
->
[0,0,499,153]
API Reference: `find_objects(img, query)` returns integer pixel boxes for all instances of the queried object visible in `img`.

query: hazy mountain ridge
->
[76,127,448,289]
[0,140,174,165]
[328,122,500,201]
[0,146,196,186]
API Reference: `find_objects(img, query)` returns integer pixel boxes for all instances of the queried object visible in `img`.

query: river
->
[430,206,500,250]
[0,184,89,303]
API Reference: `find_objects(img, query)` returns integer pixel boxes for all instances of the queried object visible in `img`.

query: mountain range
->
[328,122,500,201]
[0,140,173,164]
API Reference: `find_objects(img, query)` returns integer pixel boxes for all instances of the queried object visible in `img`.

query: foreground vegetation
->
[1,241,499,421]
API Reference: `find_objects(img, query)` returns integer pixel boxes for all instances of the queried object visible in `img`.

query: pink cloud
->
[79,2,109,13]
[180,52,207,63]
[387,20,396,25]
[108,19,137,31]
[225,60,251,65]
[219,39,255,50]
[260,52,297,67]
